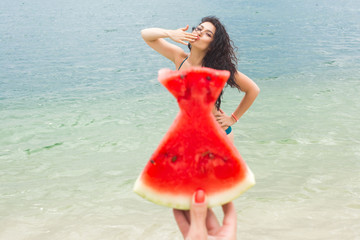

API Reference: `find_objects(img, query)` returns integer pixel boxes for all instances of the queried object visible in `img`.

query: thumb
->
[182,25,189,31]
[188,190,208,240]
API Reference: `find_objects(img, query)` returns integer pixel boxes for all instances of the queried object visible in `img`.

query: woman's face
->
[191,21,216,52]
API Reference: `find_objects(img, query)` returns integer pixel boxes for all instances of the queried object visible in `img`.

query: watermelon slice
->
[134,67,255,210]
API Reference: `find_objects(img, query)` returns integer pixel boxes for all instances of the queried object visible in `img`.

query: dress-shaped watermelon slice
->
[134,67,255,210]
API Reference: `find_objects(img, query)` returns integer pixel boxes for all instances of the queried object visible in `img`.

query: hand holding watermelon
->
[173,190,237,240]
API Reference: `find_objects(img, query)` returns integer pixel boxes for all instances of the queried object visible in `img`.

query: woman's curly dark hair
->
[189,16,239,110]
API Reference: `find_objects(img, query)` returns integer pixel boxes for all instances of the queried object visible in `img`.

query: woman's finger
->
[222,202,237,229]
[184,37,197,42]
[188,190,208,238]
[217,118,225,123]
[184,37,196,42]
[206,208,221,235]
[181,25,189,31]
[185,33,198,38]
[173,209,190,238]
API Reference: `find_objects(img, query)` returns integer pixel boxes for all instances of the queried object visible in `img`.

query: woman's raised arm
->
[141,26,197,63]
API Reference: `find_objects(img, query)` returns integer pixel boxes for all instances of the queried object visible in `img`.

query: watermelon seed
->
[206,76,211,81]
[180,74,185,79]
[201,151,210,157]
[171,156,177,162]
[150,159,156,165]
[201,151,214,159]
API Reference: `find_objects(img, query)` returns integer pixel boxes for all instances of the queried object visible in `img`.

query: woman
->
[141,16,259,141]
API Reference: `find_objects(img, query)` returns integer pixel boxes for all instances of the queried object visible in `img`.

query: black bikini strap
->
[178,56,188,70]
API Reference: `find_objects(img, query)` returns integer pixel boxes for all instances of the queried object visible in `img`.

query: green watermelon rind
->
[133,167,255,210]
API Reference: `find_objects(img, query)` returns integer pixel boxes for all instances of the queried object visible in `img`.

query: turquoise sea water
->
[1,0,360,239]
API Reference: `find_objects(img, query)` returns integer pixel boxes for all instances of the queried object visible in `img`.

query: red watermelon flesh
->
[134,67,255,210]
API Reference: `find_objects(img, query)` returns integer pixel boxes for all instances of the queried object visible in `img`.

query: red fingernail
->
[195,189,205,203]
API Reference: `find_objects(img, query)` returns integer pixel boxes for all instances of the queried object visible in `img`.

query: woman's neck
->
[188,49,206,67]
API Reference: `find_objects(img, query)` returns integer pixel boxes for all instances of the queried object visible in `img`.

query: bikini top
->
[178,56,188,70]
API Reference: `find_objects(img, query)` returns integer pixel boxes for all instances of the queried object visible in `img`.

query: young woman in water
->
[141,16,259,142]
[142,16,257,238]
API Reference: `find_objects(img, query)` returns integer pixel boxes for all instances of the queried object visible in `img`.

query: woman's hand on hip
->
[215,111,236,130]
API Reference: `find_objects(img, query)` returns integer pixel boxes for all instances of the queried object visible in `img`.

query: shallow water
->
[1,0,360,239]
